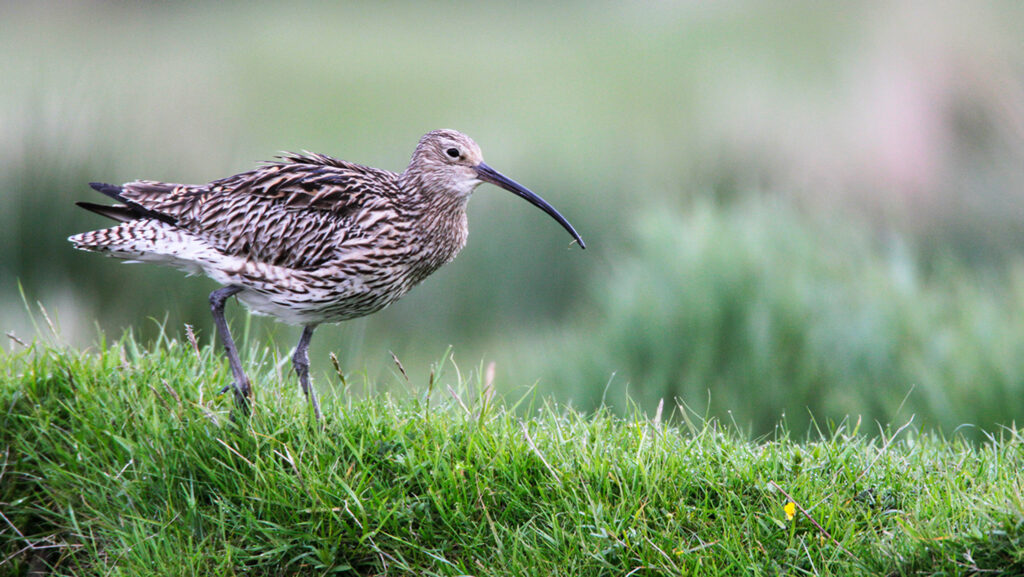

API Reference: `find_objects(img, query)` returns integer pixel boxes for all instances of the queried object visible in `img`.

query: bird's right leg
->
[209,286,251,413]
[292,325,322,420]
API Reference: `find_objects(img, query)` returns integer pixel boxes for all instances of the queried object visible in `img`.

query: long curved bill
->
[476,162,586,249]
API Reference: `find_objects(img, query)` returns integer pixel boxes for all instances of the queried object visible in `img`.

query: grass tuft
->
[2,335,1023,575]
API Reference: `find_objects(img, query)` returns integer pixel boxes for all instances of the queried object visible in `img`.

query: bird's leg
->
[209,286,251,414]
[293,325,322,420]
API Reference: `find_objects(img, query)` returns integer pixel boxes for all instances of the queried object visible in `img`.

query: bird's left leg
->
[293,325,322,420]
[209,285,251,414]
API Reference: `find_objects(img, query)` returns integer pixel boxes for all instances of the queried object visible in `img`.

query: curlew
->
[69,130,585,419]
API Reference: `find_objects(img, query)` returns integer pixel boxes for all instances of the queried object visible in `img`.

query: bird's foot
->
[220,378,252,416]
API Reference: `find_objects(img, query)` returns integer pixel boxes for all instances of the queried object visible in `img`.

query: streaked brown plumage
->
[69,129,585,418]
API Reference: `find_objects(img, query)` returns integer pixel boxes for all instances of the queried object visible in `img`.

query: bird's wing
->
[104,153,403,270]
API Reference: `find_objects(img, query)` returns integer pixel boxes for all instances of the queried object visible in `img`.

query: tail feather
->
[69,219,179,255]
[68,220,208,276]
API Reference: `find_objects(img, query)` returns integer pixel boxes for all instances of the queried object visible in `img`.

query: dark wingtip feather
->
[82,182,178,226]
[89,182,126,201]
[76,201,138,222]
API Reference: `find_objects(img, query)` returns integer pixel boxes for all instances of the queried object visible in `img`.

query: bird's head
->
[406,129,585,249]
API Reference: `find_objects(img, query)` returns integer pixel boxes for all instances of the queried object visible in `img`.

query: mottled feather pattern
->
[111,156,404,268]
[70,136,476,324]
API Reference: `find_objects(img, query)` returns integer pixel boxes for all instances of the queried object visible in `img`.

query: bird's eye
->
[445,147,460,159]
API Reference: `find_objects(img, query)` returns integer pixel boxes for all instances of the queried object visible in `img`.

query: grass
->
[2,330,1023,576]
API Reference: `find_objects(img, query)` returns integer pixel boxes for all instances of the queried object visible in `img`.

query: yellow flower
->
[784,501,796,521]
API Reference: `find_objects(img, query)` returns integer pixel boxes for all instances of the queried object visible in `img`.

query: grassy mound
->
[2,336,1022,575]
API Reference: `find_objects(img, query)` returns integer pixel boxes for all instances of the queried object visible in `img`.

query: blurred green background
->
[4,2,1024,437]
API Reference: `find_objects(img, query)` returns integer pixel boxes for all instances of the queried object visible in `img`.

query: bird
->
[69,129,585,419]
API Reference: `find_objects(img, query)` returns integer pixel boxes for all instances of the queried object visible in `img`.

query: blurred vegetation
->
[520,197,1024,437]
[3,2,1024,435]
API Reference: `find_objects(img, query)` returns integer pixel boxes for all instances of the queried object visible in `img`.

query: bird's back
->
[107,154,400,266]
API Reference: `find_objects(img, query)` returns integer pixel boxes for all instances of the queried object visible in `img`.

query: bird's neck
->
[396,172,470,270]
